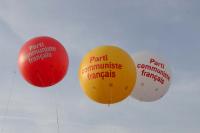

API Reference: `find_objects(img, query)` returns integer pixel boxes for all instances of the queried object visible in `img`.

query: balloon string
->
[52,68,60,133]
[36,71,45,87]
[56,95,60,133]
[53,89,60,133]
[0,71,16,133]
[47,65,60,133]
[37,67,61,133]
[108,83,112,107]
[110,83,112,104]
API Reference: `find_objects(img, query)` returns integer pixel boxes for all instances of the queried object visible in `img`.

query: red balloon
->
[18,36,69,87]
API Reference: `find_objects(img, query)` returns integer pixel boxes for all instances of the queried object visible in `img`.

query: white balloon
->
[131,51,172,102]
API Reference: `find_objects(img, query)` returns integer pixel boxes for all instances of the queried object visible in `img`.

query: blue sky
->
[0,0,200,132]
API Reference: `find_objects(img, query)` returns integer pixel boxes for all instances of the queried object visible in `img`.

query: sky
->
[0,0,200,133]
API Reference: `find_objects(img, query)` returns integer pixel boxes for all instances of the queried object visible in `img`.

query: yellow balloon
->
[79,45,137,104]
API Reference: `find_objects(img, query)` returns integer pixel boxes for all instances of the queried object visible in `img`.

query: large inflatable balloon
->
[18,36,69,87]
[131,52,172,102]
[79,45,137,104]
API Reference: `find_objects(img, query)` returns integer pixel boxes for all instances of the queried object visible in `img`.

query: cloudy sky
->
[0,0,200,133]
